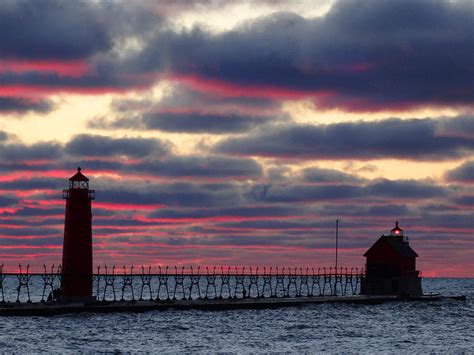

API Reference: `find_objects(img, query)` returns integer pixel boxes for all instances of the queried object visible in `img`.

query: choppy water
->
[0,278,472,353]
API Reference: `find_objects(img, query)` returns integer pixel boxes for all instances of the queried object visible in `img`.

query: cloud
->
[0,66,144,94]
[445,160,474,184]
[0,195,18,207]
[0,177,62,190]
[0,97,54,114]
[452,195,474,207]
[3,0,473,110]
[0,206,63,217]
[65,134,170,158]
[365,179,447,199]
[0,1,163,94]
[132,156,262,178]
[248,178,447,203]
[0,0,110,60]
[89,84,282,133]
[214,116,474,160]
[420,211,474,230]
[301,167,364,184]
[0,134,262,180]
[149,205,303,219]
[0,131,8,141]
[111,112,273,134]
[436,116,474,138]
[128,84,280,112]
[98,181,245,208]
[128,0,474,109]
[0,141,62,161]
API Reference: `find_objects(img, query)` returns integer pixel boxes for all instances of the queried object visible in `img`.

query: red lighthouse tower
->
[61,167,95,302]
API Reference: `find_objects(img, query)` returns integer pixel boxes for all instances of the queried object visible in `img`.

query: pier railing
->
[0,264,365,303]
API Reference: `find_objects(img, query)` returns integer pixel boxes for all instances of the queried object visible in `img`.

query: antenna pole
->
[334,219,339,296]
[335,219,339,272]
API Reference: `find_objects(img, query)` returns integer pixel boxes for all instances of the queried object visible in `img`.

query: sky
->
[0,0,473,276]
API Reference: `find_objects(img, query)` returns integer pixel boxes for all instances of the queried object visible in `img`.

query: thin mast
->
[335,219,339,273]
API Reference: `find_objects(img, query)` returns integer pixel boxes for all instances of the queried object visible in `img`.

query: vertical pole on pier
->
[334,219,339,296]
[335,219,339,272]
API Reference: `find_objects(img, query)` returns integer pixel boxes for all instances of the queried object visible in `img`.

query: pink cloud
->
[0,59,89,77]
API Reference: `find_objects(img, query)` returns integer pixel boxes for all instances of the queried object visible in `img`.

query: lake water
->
[0,278,472,352]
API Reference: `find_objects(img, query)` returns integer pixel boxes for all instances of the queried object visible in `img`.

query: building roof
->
[363,235,418,258]
[69,167,89,182]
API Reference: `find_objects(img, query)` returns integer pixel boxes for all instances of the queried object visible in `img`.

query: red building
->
[361,222,422,296]
[60,168,95,302]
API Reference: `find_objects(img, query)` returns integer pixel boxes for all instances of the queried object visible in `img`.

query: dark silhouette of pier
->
[0,265,365,304]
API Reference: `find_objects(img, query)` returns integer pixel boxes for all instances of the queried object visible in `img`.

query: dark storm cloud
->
[436,116,474,138]
[0,1,164,94]
[99,182,244,208]
[65,134,170,158]
[0,206,63,217]
[445,161,474,183]
[137,84,280,112]
[452,195,474,207]
[70,160,124,172]
[0,134,261,180]
[420,212,474,230]
[0,142,62,161]
[0,237,61,248]
[315,204,411,218]
[0,0,110,60]
[0,97,54,114]
[133,0,474,108]
[3,0,473,110]
[89,84,280,133]
[0,1,162,61]
[83,155,262,180]
[247,184,359,203]
[301,167,363,184]
[249,179,447,203]
[214,219,327,230]
[0,66,142,91]
[0,195,18,207]
[149,205,303,219]
[365,179,447,199]
[122,112,272,133]
[0,178,62,190]
[93,218,161,228]
[214,117,474,160]
[0,131,8,141]
[133,156,262,178]
[59,153,262,179]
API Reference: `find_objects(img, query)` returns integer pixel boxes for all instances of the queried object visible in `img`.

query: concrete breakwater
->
[0,294,466,316]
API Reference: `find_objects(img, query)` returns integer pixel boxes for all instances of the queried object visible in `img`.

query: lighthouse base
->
[59,295,97,304]
[360,275,422,297]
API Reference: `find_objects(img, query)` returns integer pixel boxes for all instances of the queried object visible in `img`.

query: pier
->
[1,294,461,317]
[0,265,465,316]
[1,265,364,303]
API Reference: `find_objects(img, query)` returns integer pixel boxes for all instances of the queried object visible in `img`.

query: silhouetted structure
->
[361,222,422,296]
[61,167,95,302]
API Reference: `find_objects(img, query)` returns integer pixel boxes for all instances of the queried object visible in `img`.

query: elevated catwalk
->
[0,294,465,316]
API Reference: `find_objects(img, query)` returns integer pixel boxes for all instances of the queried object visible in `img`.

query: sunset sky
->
[0,0,472,276]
